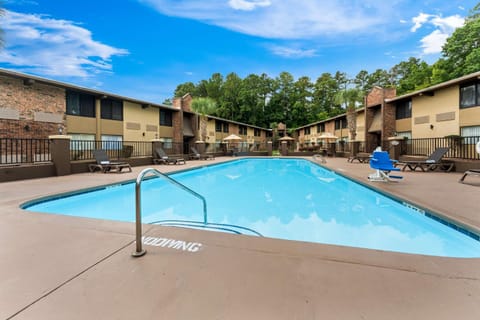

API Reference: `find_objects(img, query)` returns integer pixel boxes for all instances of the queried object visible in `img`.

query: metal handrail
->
[132,167,208,257]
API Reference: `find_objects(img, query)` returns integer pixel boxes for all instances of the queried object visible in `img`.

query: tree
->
[162,98,173,106]
[268,72,295,127]
[174,82,196,98]
[313,73,340,117]
[238,73,272,127]
[290,76,314,127]
[366,69,394,91]
[353,70,370,94]
[334,88,363,141]
[218,72,242,121]
[390,57,432,95]
[190,97,217,142]
[203,73,224,101]
[433,4,480,81]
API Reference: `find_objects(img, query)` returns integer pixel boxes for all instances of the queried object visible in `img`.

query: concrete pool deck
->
[1,156,479,319]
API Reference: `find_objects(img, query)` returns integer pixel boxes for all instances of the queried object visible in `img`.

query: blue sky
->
[0,0,477,103]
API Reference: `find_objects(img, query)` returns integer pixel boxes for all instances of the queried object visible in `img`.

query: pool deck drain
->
[1,156,479,319]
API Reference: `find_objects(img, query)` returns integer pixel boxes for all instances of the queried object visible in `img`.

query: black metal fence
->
[3,136,477,166]
[295,136,480,160]
[70,140,153,161]
[401,136,480,160]
[0,138,51,165]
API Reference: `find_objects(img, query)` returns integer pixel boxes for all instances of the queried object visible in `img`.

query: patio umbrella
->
[278,136,295,141]
[317,133,338,140]
[223,134,243,141]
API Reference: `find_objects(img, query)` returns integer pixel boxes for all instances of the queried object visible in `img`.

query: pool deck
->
[1,156,480,319]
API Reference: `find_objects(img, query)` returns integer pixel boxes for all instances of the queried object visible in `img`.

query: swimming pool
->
[23,158,480,258]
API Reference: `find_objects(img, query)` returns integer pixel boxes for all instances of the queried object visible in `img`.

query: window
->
[335,118,346,129]
[316,123,325,133]
[101,99,123,121]
[160,109,173,126]
[69,133,95,151]
[70,133,95,141]
[304,127,311,135]
[66,91,95,117]
[161,138,173,149]
[460,83,478,108]
[461,126,480,137]
[396,100,412,119]
[215,121,223,132]
[239,125,247,135]
[223,122,229,133]
[101,135,123,150]
[254,128,261,137]
[461,126,480,147]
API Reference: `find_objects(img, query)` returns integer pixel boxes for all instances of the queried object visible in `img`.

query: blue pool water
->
[24,158,480,258]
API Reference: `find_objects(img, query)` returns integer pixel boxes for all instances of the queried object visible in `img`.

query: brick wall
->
[383,102,397,139]
[364,87,397,151]
[0,119,60,139]
[0,76,65,138]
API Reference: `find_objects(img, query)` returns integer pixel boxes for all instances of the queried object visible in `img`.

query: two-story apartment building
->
[0,69,271,155]
[387,71,480,140]
[296,72,480,154]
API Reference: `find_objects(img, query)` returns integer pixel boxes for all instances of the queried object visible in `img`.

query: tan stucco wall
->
[159,126,174,139]
[301,126,314,143]
[205,119,217,143]
[355,111,365,141]
[66,115,96,135]
[246,127,256,143]
[100,119,123,136]
[334,128,348,140]
[215,122,239,141]
[459,106,480,128]
[411,86,459,138]
[395,118,411,133]
[124,102,159,141]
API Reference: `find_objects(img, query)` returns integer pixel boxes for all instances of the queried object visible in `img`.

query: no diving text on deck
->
[142,236,203,252]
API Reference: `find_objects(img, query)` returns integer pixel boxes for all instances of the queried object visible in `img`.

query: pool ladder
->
[132,168,208,257]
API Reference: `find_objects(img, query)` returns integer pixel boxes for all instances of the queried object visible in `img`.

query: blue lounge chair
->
[368,151,403,182]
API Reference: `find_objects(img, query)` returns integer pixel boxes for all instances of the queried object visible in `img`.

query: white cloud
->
[268,45,317,58]
[430,15,464,32]
[420,30,448,54]
[411,12,465,55]
[139,0,393,39]
[0,10,128,77]
[228,0,271,11]
[411,13,431,32]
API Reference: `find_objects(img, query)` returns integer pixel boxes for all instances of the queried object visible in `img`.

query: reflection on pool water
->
[23,158,480,258]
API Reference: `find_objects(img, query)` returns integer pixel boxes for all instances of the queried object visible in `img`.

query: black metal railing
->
[294,137,480,160]
[0,138,51,165]
[70,140,152,161]
[398,136,480,160]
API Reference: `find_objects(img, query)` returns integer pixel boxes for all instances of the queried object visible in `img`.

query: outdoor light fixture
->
[430,124,434,130]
